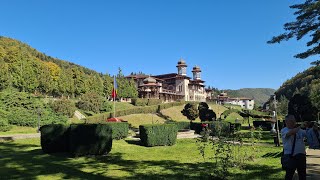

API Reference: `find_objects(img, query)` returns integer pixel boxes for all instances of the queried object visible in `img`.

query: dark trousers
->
[285,153,306,180]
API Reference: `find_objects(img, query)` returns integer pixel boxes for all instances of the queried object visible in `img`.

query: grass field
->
[118,113,166,128]
[0,138,285,179]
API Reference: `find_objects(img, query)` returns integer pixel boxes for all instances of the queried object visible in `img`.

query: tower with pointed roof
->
[176,58,187,76]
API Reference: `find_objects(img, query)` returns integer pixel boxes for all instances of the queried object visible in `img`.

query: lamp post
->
[273,95,281,147]
[36,108,41,133]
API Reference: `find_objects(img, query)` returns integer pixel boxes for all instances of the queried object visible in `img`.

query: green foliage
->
[76,92,111,114]
[268,0,320,63]
[0,36,138,98]
[277,95,289,116]
[198,102,216,122]
[221,109,241,118]
[86,101,185,123]
[69,124,113,157]
[139,124,178,147]
[147,99,162,106]
[50,99,76,118]
[131,98,162,106]
[167,121,190,130]
[106,122,129,140]
[288,93,316,121]
[40,124,70,153]
[0,117,11,132]
[181,103,199,120]
[309,79,320,111]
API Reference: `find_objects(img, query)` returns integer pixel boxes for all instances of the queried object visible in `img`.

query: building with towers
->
[126,59,207,102]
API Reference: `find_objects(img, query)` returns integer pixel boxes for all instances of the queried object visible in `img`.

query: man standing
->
[281,114,307,180]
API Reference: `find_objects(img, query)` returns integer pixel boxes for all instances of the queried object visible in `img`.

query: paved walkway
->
[0,133,40,141]
[306,148,320,180]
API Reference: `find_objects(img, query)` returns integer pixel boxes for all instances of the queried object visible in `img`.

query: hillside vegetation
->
[0,36,137,98]
[274,66,320,121]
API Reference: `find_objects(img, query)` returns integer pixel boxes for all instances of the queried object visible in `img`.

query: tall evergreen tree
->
[268,0,320,64]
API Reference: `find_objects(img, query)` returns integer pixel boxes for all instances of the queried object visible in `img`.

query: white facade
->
[225,98,255,110]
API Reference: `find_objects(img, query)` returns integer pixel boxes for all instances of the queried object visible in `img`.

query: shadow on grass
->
[261,151,282,158]
[231,163,284,180]
[0,140,215,179]
[0,139,284,180]
[125,139,142,146]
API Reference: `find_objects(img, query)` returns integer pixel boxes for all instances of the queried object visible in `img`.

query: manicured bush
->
[167,121,190,130]
[190,121,211,134]
[211,121,231,137]
[131,98,148,106]
[147,99,162,106]
[69,124,112,157]
[253,121,272,130]
[40,124,70,153]
[106,122,129,139]
[139,124,178,147]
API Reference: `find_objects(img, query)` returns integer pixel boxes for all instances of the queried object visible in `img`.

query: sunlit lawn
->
[0,138,284,179]
[118,114,166,128]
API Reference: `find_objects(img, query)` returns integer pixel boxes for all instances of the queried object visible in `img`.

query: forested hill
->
[224,88,276,105]
[0,36,137,98]
[275,66,320,100]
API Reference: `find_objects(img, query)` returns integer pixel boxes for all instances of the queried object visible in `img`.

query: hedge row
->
[253,120,284,131]
[86,101,185,123]
[40,124,113,157]
[167,121,190,130]
[131,98,163,106]
[139,124,178,147]
[105,122,129,140]
[79,121,129,140]
[190,121,230,136]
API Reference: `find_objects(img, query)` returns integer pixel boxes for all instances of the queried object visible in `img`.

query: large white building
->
[214,92,255,110]
[126,59,207,102]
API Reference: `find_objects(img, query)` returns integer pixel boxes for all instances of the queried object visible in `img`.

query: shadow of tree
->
[0,139,285,180]
[231,163,284,180]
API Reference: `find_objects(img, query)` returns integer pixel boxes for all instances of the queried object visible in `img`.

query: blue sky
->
[0,0,314,90]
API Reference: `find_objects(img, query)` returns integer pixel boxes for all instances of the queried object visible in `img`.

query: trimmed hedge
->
[40,124,70,153]
[40,124,113,156]
[139,124,178,147]
[86,101,185,123]
[253,120,284,131]
[190,121,230,136]
[167,121,190,130]
[106,122,129,139]
[69,124,113,157]
[253,121,272,130]
[131,98,163,106]
[131,98,148,106]
[147,99,162,106]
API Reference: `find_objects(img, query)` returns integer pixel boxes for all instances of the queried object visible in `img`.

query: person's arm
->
[307,130,313,147]
[285,127,300,138]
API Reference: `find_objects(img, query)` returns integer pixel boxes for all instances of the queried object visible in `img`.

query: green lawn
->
[0,138,284,179]
[118,114,166,128]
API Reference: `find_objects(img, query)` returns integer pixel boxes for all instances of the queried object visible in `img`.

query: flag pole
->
[113,76,116,118]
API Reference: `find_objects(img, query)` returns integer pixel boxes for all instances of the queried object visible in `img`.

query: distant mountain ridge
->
[223,88,276,106]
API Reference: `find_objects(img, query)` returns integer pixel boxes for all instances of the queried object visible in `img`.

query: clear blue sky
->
[0,0,314,90]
